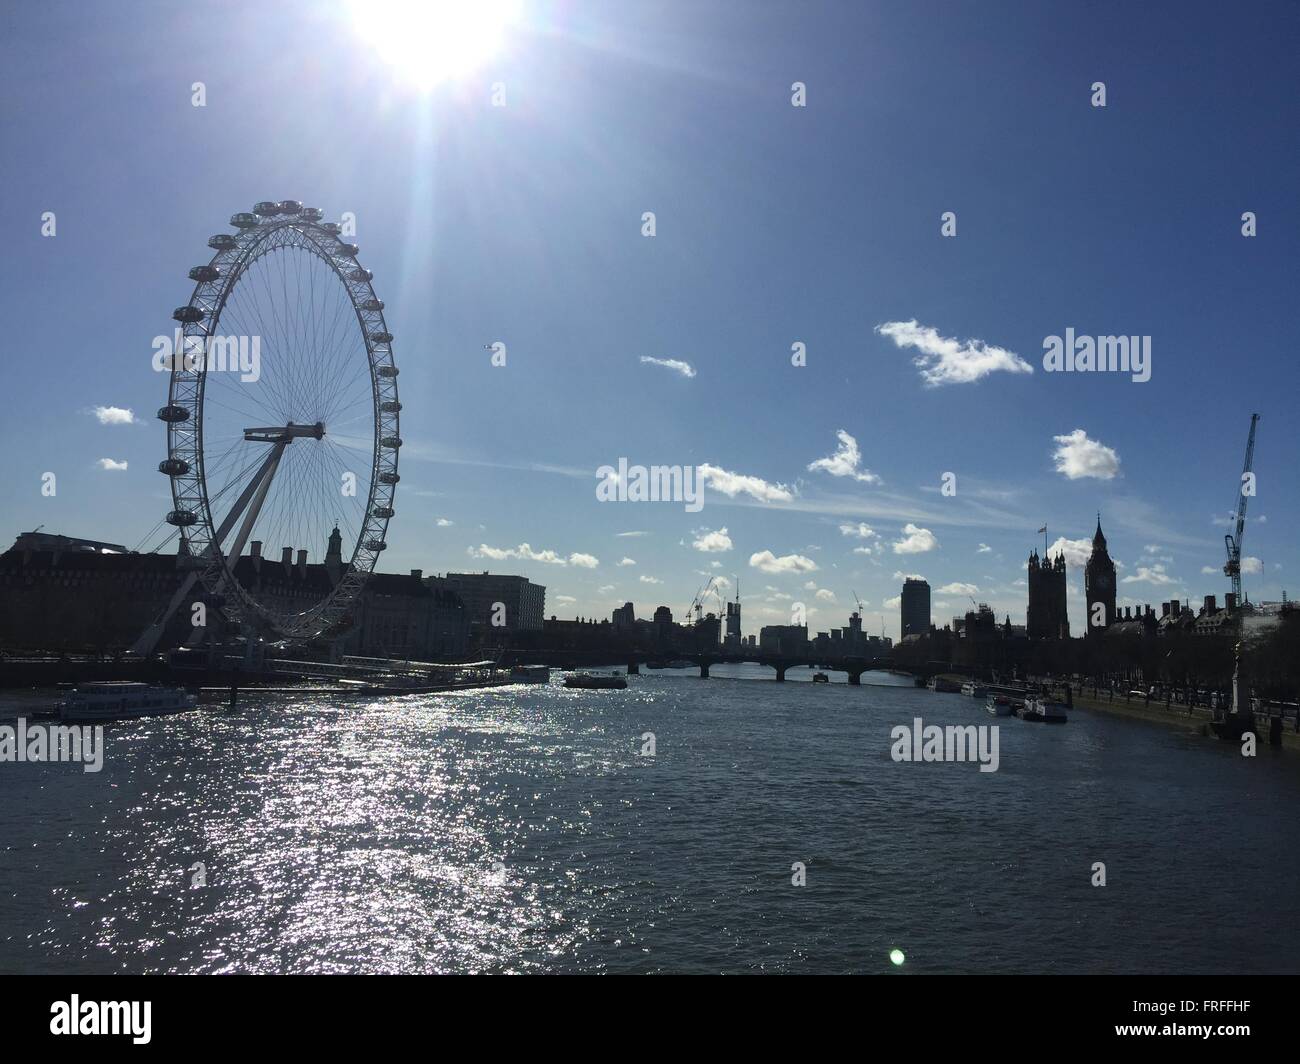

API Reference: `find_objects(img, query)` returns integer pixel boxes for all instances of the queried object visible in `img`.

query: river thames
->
[1,667,1297,974]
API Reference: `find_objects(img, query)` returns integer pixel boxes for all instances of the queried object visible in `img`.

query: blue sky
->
[1,0,1296,640]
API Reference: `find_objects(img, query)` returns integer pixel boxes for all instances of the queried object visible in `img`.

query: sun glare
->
[348,0,522,90]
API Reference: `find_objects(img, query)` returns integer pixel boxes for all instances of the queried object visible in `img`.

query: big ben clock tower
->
[1084,514,1117,633]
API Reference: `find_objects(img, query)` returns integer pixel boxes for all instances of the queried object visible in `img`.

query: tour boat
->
[564,671,628,690]
[1017,696,1068,723]
[509,664,551,684]
[927,677,961,693]
[60,681,198,722]
[812,672,829,683]
[961,682,989,698]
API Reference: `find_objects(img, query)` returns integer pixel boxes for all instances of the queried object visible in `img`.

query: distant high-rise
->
[1084,516,1117,633]
[1027,550,1070,639]
[900,578,931,638]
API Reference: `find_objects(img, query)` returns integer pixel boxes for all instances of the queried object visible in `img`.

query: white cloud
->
[1052,429,1120,480]
[598,584,616,593]
[977,543,992,553]
[938,582,979,595]
[97,458,128,471]
[692,527,733,553]
[807,430,880,484]
[467,543,598,567]
[1241,556,1263,575]
[815,588,837,602]
[1201,565,1218,575]
[749,550,818,575]
[875,319,1033,386]
[556,595,577,604]
[617,557,636,567]
[639,356,696,378]
[94,406,135,425]
[893,571,924,581]
[699,464,794,503]
[639,574,662,584]
[883,595,901,609]
[839,522,877,539]
[892,524,938,554]
[1122,563,1178,586]
[1046,537,1093,568]
[436,518,453,527]
[616,530,648,537]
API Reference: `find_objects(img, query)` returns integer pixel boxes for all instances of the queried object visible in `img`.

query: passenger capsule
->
[379,400,401,413]
[378,471,400,485]
[321,222,342,235]
[369,331,393,344]
[166,510,198,527]
[172,305,205,324]
[372,506,395,519]
[300,207,323,222]
[349,268,373,282]
[277,200,303,214]
[188,265,221,282]
[365,539,388,551]
[230,212,259,229]
[158,458,190,476]
[208,234,238,251]
[380,435,402,449]
[157,405,191,423]
[377,365,398,378]
[361,298,384,311]
[253,201,282,217]
[337,242,359,258]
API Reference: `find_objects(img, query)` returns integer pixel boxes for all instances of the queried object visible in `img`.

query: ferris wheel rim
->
[159,204,400,641]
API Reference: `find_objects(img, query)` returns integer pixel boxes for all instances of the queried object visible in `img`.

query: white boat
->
[60,681,197,722]
[986,696,1013,716]
[961,682,989,698]
[1017,696,1068,723]
[509,664,550,684]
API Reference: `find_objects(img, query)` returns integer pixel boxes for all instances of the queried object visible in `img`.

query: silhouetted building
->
[1027,550,1070,639]
[1084,517,1117,633]
[901,578,930,638]
[440,572,545,632]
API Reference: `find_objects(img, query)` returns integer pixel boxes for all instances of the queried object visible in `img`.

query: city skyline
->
[1,1,1296,643]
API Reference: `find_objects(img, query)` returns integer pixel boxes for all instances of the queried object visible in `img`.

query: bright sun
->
[348,0,522,90]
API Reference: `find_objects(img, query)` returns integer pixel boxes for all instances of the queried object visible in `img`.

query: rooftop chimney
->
[1203,594,1217,615]
[410,568,422,580]
[281,547,293,574]
[1162,602,1170,617]
[296,549,308,576]
[251,540,262,558]
[1226,592,1238,612]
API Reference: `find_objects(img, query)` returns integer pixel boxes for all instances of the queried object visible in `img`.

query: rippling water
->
[2,666,1298,973]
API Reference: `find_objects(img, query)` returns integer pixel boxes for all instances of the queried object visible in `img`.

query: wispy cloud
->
[699,464,794,503]
[639,356,696,378]
[468,543,598,567]
[807,430,881,484]
[97,458,128,471]
[876,320,1033,386]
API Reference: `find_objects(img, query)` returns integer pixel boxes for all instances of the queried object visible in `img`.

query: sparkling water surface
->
[2,666,1297,973]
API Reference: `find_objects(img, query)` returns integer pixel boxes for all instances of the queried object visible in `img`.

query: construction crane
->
[852,590,865,614]
[1224,413,1260,605]
[686,576,718,626]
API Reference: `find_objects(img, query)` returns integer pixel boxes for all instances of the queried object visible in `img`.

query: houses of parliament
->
[1027,517,1117,639]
